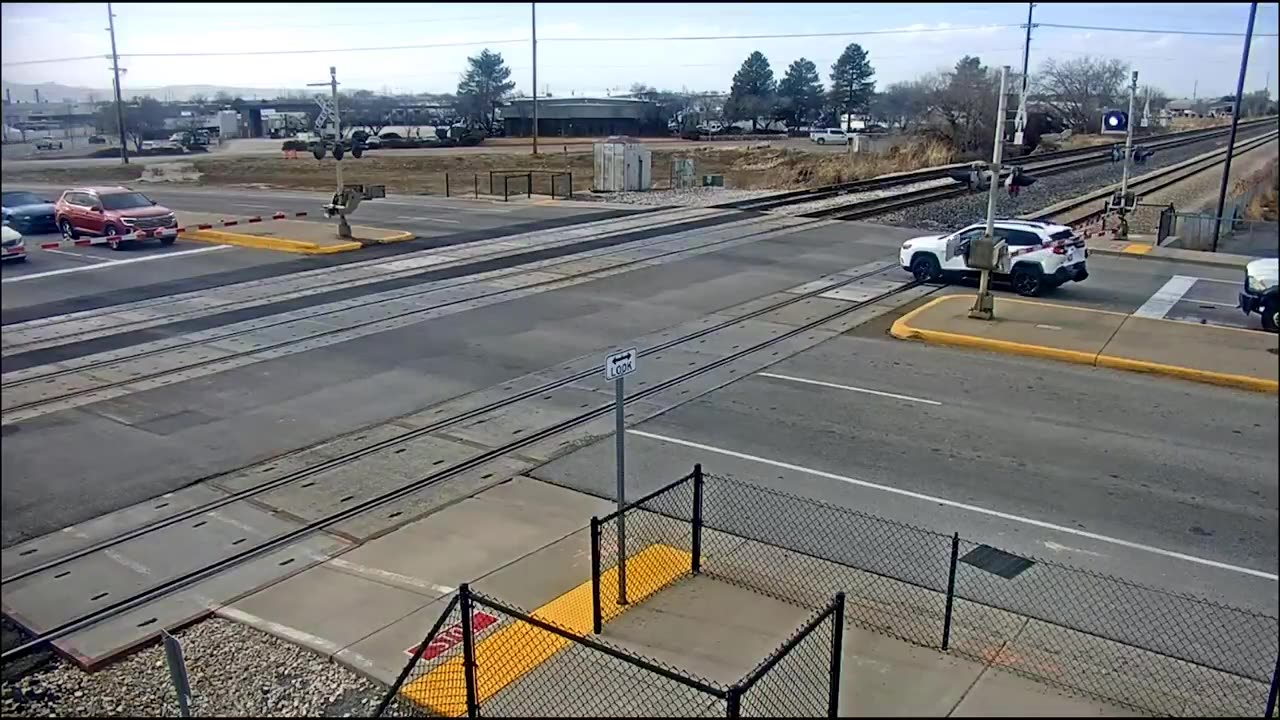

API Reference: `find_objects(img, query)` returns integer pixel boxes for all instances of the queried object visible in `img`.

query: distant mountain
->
[2,81,315,104]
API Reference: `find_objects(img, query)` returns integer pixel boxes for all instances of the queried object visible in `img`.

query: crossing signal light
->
[1102,110,1128,135]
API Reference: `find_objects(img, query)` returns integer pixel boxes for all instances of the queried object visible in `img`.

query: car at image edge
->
[899,220,1089,297]
[1239,257,1279,332]
[1,190,59,236]
[34,136,63,150]
[1,223,27,262]
[54,187,179,250]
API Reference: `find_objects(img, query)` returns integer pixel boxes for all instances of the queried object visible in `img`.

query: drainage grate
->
[960,544,1034,579]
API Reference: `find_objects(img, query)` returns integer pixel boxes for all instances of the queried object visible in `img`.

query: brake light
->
[1052,244,1067,255]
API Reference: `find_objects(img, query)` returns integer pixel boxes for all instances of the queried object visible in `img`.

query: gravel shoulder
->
[1,618,387,717]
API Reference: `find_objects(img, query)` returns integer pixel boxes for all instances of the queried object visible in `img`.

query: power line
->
[119,38,527,59]
[1035,22,1278,38]
[1,54,106,67]
[540,25,1020,43]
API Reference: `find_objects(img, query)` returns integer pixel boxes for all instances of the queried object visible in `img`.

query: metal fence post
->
[568,172,573,198]
[942,533,959,650]
[473,174,478,199]
[1265,652,1280,718]
[526,172,532,198]
[459,584,479,719]
[590,516,603,634]
[691,464,704,575]
[445,172,450,198]
[725,687,741,719]
[828,592,845,718]
[503,175,510,202]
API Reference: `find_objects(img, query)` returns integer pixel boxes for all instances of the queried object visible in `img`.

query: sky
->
[2,2,1278,101]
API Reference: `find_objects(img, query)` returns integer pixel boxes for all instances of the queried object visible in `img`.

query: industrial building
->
[502,96,661,137]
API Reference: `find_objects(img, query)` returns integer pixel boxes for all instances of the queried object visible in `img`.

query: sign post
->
[161,630,192,718]
[604,347,637,605]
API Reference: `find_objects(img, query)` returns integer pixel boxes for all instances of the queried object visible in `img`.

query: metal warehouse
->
[502,96,660,137]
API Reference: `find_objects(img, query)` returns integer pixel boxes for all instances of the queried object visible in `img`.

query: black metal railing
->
[377,580,844,718]
[586,467,1280,717]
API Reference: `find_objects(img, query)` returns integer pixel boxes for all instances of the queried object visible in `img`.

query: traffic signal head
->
[1102,110,1129,134]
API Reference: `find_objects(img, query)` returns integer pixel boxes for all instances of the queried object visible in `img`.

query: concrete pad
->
[950,666,1143,717]
[342,594,457,684]
[840,623,987,717]
[891,294,1278,393]
[227,564,435,652]
[1102,315,1279,385]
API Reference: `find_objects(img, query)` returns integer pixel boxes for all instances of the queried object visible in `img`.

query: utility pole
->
[1212,1,1257,252]
[969,66,1010,322]
[1014,2,1035,146]
[107,2,128,164]
[531,2,538,155]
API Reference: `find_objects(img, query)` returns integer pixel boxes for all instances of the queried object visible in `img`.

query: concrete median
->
[175,211,412,254]
[891,294,1278,393]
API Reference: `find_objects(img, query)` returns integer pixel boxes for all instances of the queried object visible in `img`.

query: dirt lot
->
[0,139,957,196]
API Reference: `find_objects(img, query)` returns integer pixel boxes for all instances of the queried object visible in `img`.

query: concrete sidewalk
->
[216,475,1144,717]
[176,211,413,254]
[891,294,1278,393]
[1085,235,1257,269]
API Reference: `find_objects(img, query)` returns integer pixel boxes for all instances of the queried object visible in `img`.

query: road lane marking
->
[42,248,112,263]
[1,245,231,283]
[1043,541,1106,558]
[1134,275,1198,319]
[218,605,383,677]
[396,215,462,224]
[325,557,455,596]
[756,372,942,406]
[628,429,1279,582]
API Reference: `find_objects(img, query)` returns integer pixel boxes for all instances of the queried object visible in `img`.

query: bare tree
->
[1033,56,1129,132]
[923,56,999,153]
[872,81,930,131]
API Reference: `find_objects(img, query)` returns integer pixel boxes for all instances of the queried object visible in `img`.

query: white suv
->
[899,220,1089,297]
[809,128,849,145]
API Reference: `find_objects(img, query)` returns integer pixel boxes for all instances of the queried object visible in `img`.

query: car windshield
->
[99,192,154,210]
[2,192,46,207]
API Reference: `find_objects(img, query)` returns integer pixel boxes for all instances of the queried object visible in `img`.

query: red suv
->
[55,187,178,250]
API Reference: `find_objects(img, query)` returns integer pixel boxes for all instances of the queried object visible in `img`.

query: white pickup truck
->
[809,128,850,145]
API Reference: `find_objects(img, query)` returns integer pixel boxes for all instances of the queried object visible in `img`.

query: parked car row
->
[1,186,179,263]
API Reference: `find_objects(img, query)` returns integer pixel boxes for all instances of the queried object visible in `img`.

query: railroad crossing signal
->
[1101,109,1128,135]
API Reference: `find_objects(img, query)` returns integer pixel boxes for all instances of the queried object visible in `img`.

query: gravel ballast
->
[1,618,387,717]
[861,126,1276,231]
[578,186,778,207]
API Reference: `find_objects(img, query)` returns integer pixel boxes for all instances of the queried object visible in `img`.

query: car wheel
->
[910,253,942,282]
[1262,297,1279,333]
[817,138,826,145]
[160,236,176,246]
[59,218,78,240]
[104,224,123,250]
[1011,265,1044,297]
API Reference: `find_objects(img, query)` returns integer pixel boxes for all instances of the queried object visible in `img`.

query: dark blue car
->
[1,190,59,236]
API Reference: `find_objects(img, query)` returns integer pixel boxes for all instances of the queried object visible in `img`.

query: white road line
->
[325,557,455,596]
[42,248,111,263]
[1193,278,1241,285]
[757,372,942,406]
[1,245,231,283]
[628,429,1279,581]
[1134,275,1199,319]
[396,215,462,224]
[1181,299,1238,308]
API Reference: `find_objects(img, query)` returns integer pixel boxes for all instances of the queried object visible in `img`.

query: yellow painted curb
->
[1096,354,1279,393]
[360,230,416,245]
[180,228,362,255]
[889,294,1278,394]
[1121,243,1154,255]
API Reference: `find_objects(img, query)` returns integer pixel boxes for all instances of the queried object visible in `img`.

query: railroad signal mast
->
[306,66,382,239]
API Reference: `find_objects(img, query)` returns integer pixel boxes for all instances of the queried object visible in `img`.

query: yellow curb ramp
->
[890,295,1278,394]
[179,228,364,255]
[400,543,691,717]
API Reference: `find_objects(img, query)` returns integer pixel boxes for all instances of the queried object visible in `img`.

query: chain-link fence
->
[377,581,844,717]
[578,467,1279,717]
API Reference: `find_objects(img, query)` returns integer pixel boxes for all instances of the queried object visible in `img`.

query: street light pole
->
[1212,1,1257,252]
[106,2,128,164]
[531,2,539,155]
[969,66,1010,321]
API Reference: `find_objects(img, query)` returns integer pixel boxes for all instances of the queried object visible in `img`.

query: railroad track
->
[715,117,1276,215]
[1025,129,1279,226]
[1,261,924,661]
[804,122,1278,223]
[0,210,811,422]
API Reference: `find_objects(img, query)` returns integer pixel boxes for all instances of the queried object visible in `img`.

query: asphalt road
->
[534,331,1279,616]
